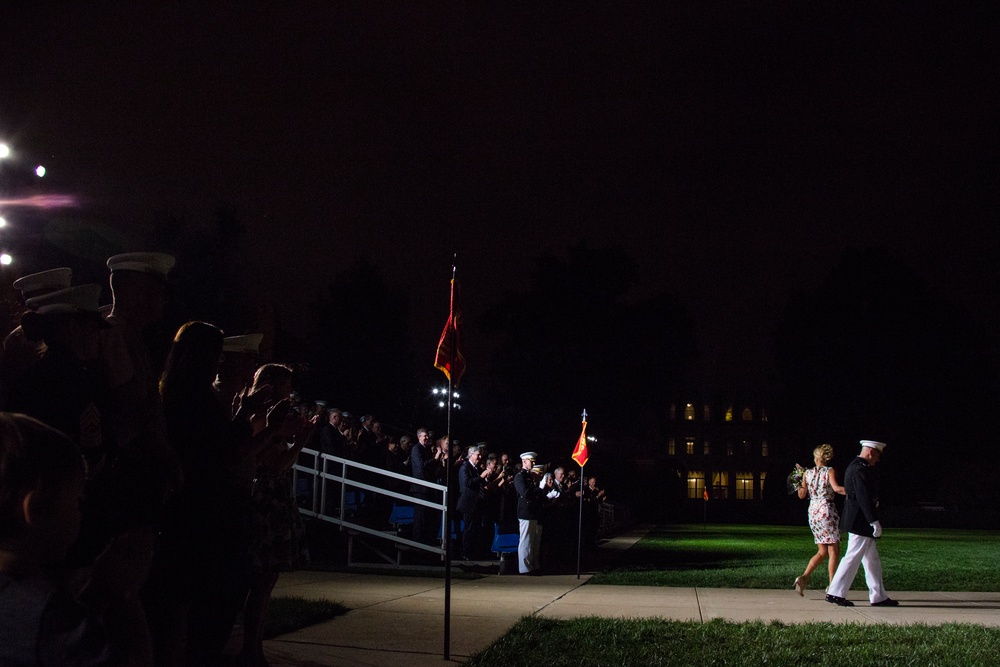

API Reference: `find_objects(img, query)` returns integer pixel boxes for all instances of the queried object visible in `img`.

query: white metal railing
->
[598,501,632,537]
[292,447,450,560]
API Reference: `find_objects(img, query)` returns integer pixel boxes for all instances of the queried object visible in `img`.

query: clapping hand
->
[265,398,304,438]
[234,383,273,420]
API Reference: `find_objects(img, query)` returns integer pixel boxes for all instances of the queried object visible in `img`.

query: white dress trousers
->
[827,532,887,603]
[518,518,543,573]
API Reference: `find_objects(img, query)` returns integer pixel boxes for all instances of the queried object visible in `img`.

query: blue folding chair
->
[344,490,365,518]
[389,503,415,532]
[439,518,465,542]
[491,523,519,574]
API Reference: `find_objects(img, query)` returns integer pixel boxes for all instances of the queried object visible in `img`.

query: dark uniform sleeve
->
[852,464,879,525]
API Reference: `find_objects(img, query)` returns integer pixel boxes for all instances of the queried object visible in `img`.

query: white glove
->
[871,521,882,538]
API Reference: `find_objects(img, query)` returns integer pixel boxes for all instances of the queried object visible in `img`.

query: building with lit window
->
[662,395,778,521]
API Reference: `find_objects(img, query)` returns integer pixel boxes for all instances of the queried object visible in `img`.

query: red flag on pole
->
[571,411,589,467]
[434,277,466,387]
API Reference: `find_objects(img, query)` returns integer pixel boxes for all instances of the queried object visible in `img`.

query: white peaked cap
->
[223,333,264,355]
[860,440,887,452]
[12,268,73,298]
[106,252,175,278]
[25,284,103,316]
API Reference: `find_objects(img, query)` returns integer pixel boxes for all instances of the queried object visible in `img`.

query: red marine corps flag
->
[571,410,589,467]
[572,409,589,579]
[433,268,466,387]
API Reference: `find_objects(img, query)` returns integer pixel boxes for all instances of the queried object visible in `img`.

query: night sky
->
[3,3,998,391]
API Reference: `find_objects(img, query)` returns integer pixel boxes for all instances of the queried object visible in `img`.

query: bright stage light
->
[0,144,9,159]
[0,217,6,228]
[35,165,46,177]
[0,254,12,265]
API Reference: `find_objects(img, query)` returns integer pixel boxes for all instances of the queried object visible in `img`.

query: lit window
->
[687,471,705,499]
[742,407,753,421]
[684,403,695,421]
[703,440,711,456]
[712,471,729,499]
[667,437,675,456]
[761,440,769,457]
[736,472,754,500]
[725,406,734,422]
[760,472,767,495]
[703,405,711,421]
[685,438,695,455]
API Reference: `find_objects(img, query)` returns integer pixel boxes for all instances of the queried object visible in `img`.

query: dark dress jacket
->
[839,456,879,537]
[410,442,439,496]
[457,460,485,515]
[514,468,545,521]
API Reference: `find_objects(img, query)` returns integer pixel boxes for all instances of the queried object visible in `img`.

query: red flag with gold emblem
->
[433,277,466,387]
[571,416,589,467]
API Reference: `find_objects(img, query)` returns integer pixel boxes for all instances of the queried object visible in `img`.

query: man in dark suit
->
[457,445,489,560]
[319,409,347,456]
[826,440,898,607]
[410,428,441,543]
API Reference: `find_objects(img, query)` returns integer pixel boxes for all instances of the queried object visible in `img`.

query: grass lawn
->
[590,524,1000,591]
[466,617,1000,667]
[262,596,348,638]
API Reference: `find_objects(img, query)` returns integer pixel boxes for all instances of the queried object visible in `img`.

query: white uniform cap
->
[106,252,175,279]
[519,451,538,462]
[860,440,887,452]
[12,268,73,300]
[25,284,104,316]
[222,333,264,355]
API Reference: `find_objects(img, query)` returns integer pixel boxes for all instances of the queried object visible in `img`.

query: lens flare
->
[0,194,79,208]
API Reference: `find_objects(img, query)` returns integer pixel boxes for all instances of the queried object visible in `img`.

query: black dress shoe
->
[871,598,899,607]
[825,594,854,607]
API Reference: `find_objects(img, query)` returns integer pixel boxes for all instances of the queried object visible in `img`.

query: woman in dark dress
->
[146,321,284,667]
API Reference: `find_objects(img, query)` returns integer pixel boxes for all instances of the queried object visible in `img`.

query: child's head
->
[0,413,86,565]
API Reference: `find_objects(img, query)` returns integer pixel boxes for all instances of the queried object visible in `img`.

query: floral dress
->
[805,466,840,544]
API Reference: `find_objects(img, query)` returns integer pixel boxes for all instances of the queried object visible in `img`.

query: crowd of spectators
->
[298,410,610,572]
[0,253,612,666]
[0,254,317,666]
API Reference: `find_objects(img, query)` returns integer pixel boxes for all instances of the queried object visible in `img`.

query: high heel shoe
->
[793,575,808,596]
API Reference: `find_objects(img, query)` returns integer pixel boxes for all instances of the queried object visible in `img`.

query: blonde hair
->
[813,444,834,466]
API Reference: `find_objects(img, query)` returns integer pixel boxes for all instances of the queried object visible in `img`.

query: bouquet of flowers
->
[786,463,806,495]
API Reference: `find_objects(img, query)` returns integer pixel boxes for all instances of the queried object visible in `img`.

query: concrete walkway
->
[247,530,1000,666]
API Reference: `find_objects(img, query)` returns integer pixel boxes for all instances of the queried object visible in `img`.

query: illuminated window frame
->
[711,471,729,499]
[687,471,705,499]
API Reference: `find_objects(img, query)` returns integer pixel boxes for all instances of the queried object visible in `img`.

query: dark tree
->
[775,246,999,510]
[305,259,415,418]
[151,207,261,336]
[484,242,697,457]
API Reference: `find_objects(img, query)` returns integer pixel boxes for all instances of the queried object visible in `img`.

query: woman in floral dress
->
[793,443,846,595]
